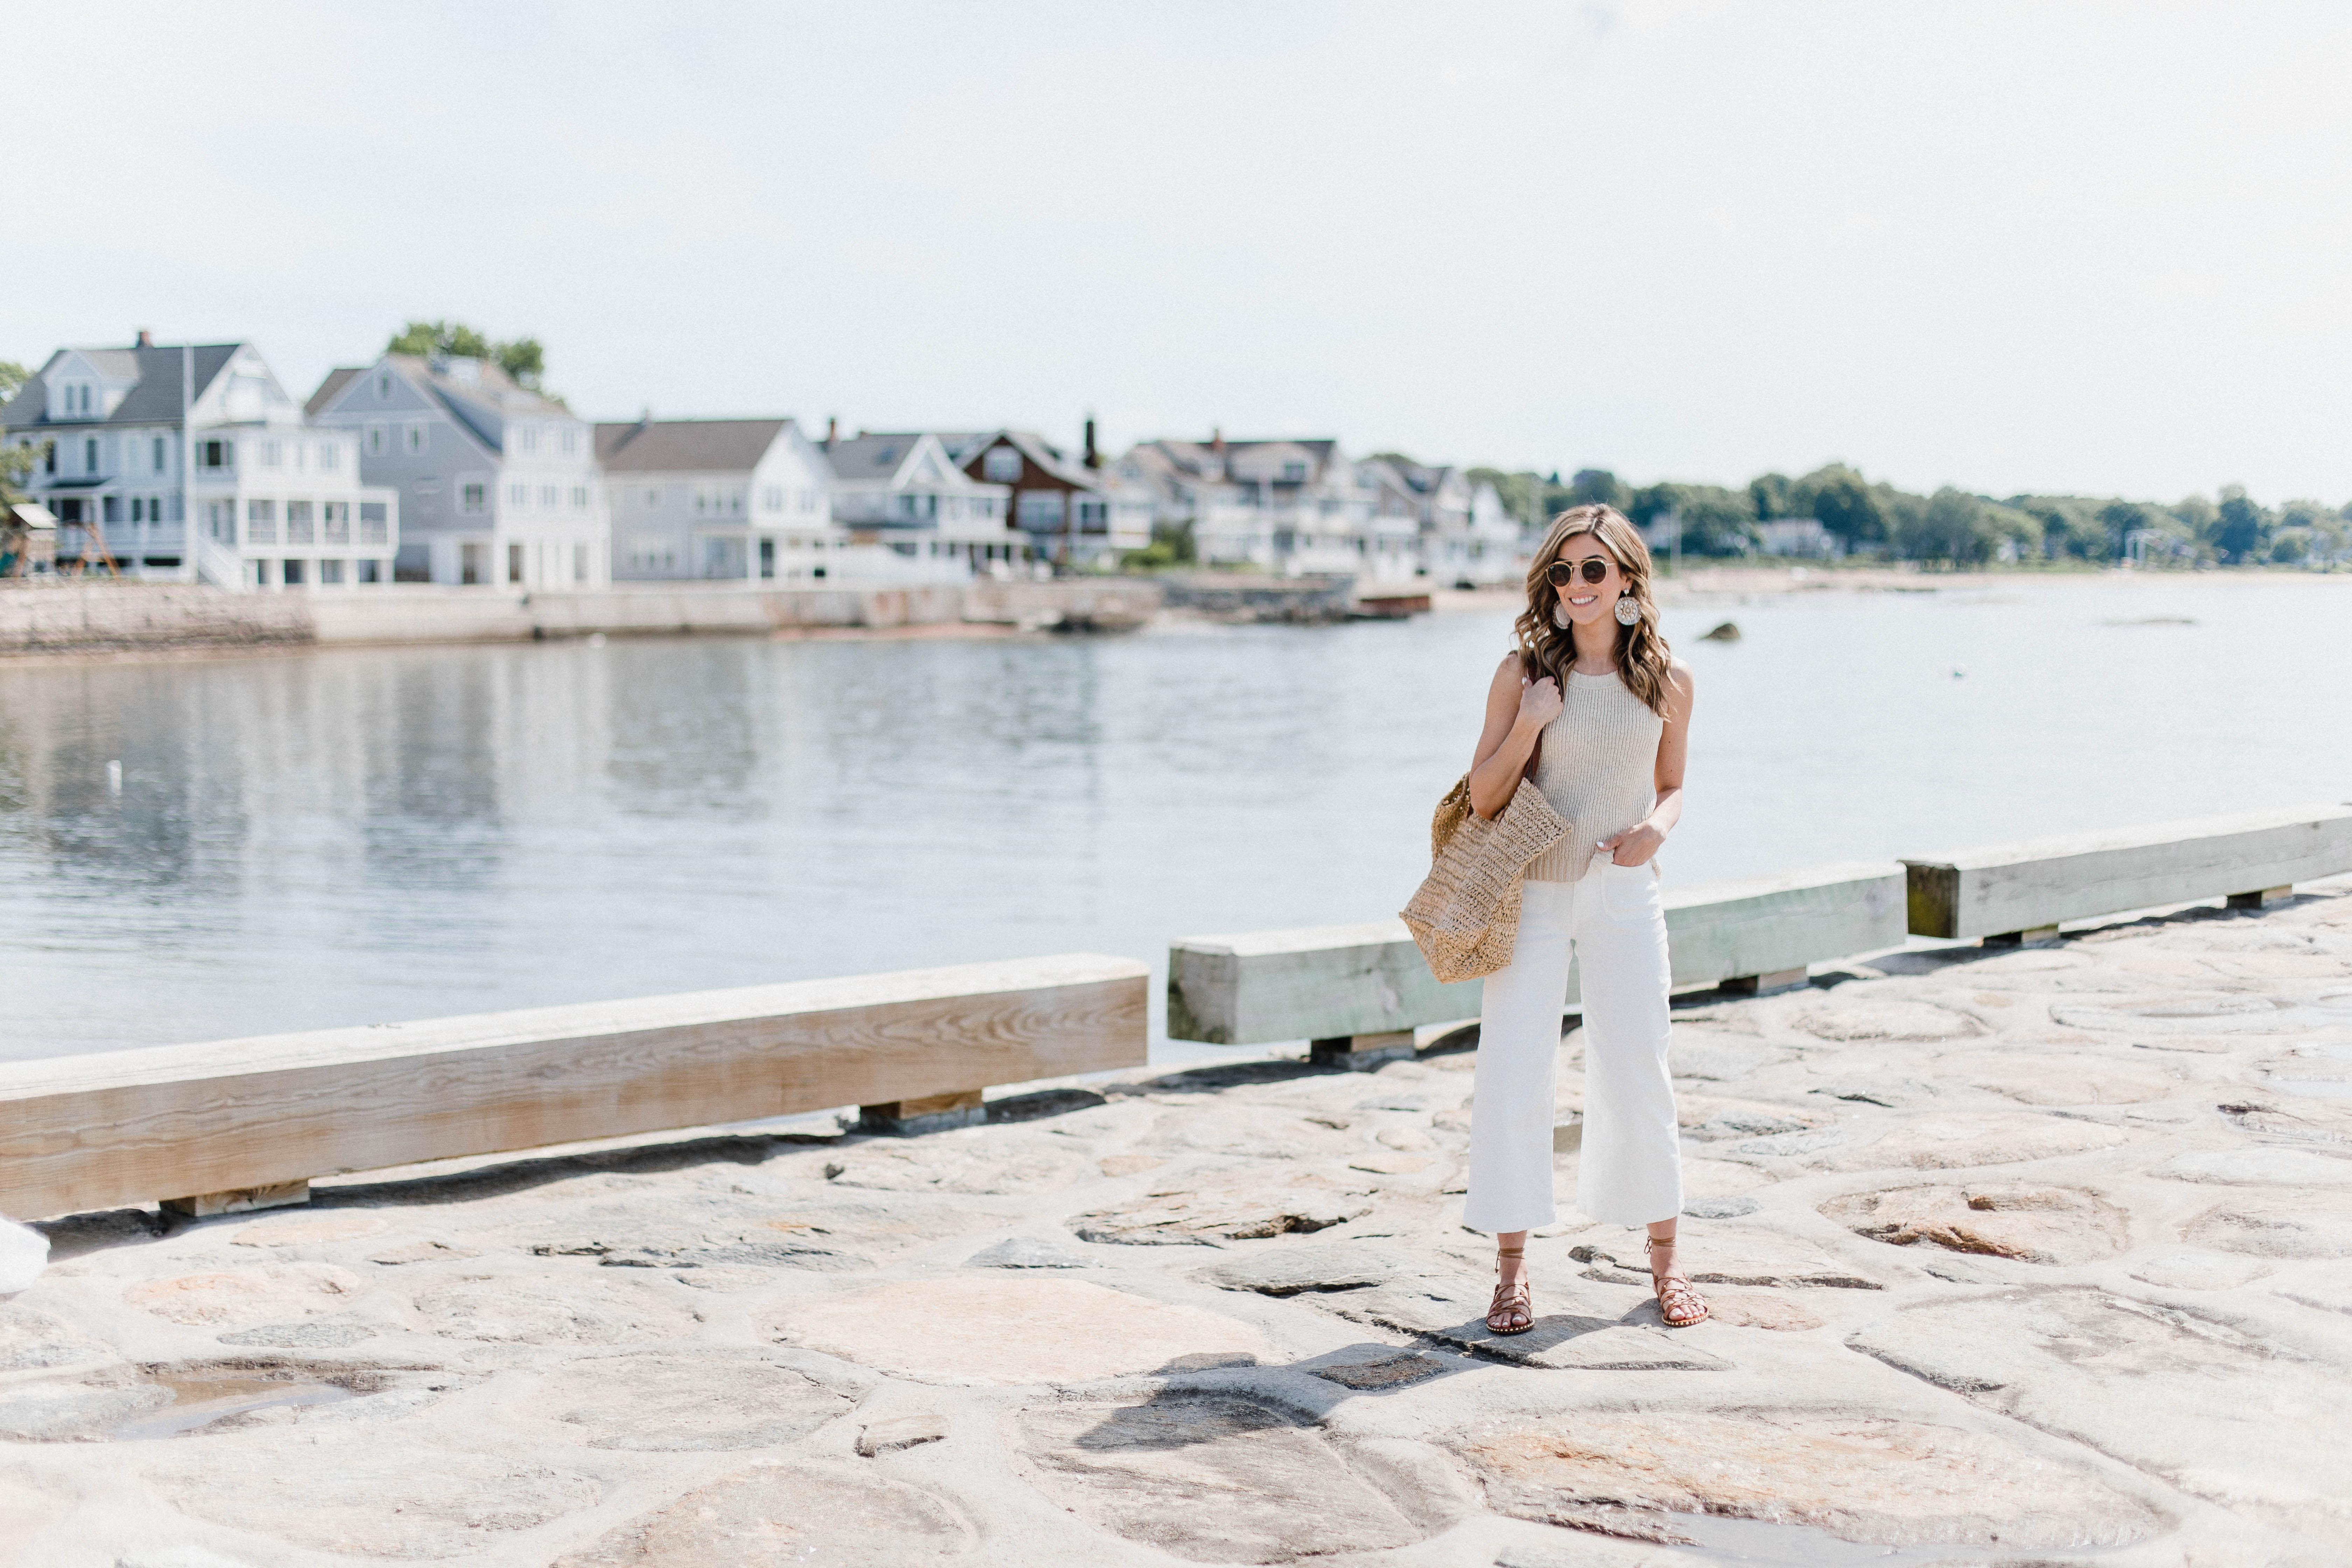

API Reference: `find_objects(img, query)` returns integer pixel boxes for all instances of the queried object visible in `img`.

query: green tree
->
[1569,468,1622,508]
[0,361,35,503]
[1748,471,1794,520]
[387,321,549,392]
[1797,464,1889,548]
[2269,530,2310,565]
[2097,499,2149,560]
[1898,487,1995,565]
[2213,485,2269,563]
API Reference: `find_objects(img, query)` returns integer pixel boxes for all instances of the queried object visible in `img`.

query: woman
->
[1462,505,1706,1332]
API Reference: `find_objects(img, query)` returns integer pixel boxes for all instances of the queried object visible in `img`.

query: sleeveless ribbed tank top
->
[1524,666,1664,883]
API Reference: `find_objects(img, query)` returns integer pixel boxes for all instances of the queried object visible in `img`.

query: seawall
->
[0,579,1166,657]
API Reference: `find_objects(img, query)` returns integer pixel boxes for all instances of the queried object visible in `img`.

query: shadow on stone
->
[987,1087,1109,1124]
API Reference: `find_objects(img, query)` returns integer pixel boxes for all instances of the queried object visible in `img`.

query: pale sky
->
[9,2,2350,503]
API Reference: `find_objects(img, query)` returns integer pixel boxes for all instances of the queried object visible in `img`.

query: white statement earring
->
[1614,594,1641,626]
[1553,600,1570,629]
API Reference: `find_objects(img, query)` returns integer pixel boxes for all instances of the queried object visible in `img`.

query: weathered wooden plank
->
[1661,862,1908,993]
[1902,804,2352,940]
[1167,920,1482,1046]
[0,954,1147,1221]
[1167,862,1906,1045]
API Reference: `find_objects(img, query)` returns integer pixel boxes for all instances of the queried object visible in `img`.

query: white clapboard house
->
[0,334,399,590]
[307,354,609,589]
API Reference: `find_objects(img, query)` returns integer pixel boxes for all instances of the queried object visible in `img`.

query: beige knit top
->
[1524,667,1664,883]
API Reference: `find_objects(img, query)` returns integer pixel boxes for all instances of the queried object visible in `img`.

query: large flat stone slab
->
[551,1461,969,1566]
[1820,1182,2130,1265]
[1448,1408,2161,1549]
[769,1276,1266,1384]
[1017,1394,1430,1563]
[536,1351,860,1449]
[1849,1284,2352,1549]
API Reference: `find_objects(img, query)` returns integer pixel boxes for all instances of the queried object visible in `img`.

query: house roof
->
[0,343,242,430]
[304,367,360,419]
[823,434,926,482]
[970,429,1112,492]
[594,418,794,472]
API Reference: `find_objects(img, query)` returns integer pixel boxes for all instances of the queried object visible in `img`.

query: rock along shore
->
[5,883,2352,1566]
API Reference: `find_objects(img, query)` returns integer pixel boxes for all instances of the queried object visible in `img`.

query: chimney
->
[1083,416,1098,469]
[1211,426,1224,454]
[135,329,153,348]
[825,416,838,449]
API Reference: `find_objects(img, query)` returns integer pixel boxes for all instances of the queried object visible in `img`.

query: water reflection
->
[3,575,2348,1060]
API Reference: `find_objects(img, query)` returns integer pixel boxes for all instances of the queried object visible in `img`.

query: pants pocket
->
[1598,860,1658,923]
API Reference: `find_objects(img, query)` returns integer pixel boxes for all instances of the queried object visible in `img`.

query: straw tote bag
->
[1400,734,1567,983]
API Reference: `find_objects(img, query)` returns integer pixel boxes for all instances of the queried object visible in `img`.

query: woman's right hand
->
[1517,674,1563,732]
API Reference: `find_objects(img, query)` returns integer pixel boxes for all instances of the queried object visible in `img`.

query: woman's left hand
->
[1598,821,1665,866]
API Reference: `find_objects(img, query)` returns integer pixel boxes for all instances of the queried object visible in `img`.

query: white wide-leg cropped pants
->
[1462,861,1682,1233]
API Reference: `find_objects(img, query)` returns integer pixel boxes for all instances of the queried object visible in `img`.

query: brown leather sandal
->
[1646,1236,1709,1327]
[1486,1245,1533,1335]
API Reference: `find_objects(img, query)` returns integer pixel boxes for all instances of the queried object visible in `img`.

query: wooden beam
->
[1167,862,1905,1046]
[1903,805,2352,941]
[0,954,1147,1221]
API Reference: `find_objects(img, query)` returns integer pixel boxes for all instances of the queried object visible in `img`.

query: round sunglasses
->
[1545,556,1617,588]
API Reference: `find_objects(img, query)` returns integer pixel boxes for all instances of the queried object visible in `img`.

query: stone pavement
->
[5,884,2351,1567]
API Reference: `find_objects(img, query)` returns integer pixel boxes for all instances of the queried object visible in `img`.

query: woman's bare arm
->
[1599,659,1695,863]
[1468,652,1562,819]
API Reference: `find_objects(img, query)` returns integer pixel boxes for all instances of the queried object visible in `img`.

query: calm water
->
[4,574,2347,1061]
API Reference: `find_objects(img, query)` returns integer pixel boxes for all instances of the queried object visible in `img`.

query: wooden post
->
[1984,925,2062,947]
[2226,886,2292,910]
[161,1180,309,1219]
[1309,1031,1415,1071]
[859,1091,986,1135]
[1719,967,1809,997]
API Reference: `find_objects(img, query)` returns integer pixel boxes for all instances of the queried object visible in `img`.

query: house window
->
[644,488,659,506]
[461,543,484,584]
[570,485,588,510]
[260,441,282,468]
[983,446,1022,483]
[573,543,588,583]
[283,559,305,585]
[461,483,486,514]
[1018,492,1065,530]
[539,485,559,509]
[1282,462,1306,482]
[84,438,98,472]
[323,502,350,544]
[130,498,144,523]
[77,385,92,413]
[200,439,230,470]
[152,436,167,470]
[246,499,278,544]
[559,428,579,456]
[286,501,315,544]
[517,426,540,454]
[1077,499,1107,531]
[798,488,816,513]
[319,558,344,584]
[319,441,340,471]
[405,424,427,454]
[376,371,392,399]
[507,482,528,508]
[763,485,783,513]
[367,425,385,454]
[359,503,388,544]
[358,559,382,583]
[507,543,524,584]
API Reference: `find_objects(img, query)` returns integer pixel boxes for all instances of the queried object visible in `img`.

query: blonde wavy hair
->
[1514,504,1676,718]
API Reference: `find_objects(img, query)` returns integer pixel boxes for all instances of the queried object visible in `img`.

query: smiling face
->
[1551,532,1625,629]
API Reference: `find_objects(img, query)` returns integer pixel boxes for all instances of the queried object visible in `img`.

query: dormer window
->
[982,446,1022,483]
